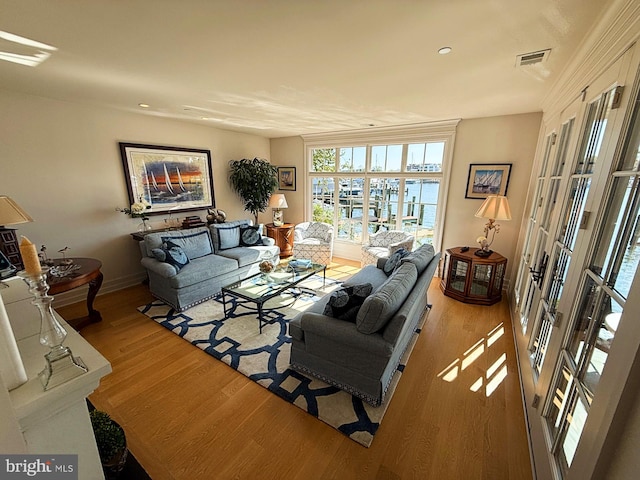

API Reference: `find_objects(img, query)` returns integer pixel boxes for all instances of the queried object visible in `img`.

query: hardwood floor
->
[58,258,532,480]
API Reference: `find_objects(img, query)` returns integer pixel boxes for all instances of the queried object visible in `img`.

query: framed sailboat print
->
[119,143,215,215]
[465,163,512,199]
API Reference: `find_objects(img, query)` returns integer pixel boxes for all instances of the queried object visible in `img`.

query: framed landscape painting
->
[278,166,296,191]
[119,142,215,215]
[465,163,512,199]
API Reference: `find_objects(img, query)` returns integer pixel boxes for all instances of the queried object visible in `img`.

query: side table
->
[47,257,103,330]
[266,223,294,258]
[440,247,506,305]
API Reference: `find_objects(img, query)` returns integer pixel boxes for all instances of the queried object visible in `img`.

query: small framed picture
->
[465,163,512,199]
[278,167,296,191]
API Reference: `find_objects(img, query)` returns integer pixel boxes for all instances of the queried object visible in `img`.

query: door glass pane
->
[531,307,553,376]
[583,293,622,396]
[368,177,400,232]
[402,178,439,246]
[494,262,505,294]
[568,275,598,367]
[471,264,492,296]
[574,91,613,175]
[559,389,588,473]
[558,178,591,250]
[552,119,575,176]
[591,175,640,299]
[545,245,571,314]
[337,177,364,241]
[542,178,562,231]
[312,177,335,224]
[546,362,573,441]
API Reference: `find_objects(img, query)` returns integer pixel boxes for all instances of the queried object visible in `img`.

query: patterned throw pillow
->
[383,248,410,276]
[323,283,373,322]
[239,226,262,246]
[151,240,190,272]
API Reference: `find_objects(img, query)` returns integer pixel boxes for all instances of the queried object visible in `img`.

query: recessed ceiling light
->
[138,103,150,108]
[438,47,452,55]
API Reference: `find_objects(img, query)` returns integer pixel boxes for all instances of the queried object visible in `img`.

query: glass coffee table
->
[221,262,326,333]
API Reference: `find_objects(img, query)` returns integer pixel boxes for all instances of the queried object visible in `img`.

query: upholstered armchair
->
[293,222,334,264]
[361,230,414,266]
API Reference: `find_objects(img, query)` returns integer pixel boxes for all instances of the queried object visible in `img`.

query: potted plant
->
[90,410,128,479]
[228,157,278,225]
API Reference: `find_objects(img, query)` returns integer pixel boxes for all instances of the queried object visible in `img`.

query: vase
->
[137,218,152,233]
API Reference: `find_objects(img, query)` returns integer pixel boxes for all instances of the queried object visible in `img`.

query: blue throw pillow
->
[383,248,410,276]
[151,240,190,272]
[239,226,262,246]
[323,283,373,322]
[215,225,241,250]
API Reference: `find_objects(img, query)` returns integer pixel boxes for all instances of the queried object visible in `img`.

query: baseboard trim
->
[52,272,147,308]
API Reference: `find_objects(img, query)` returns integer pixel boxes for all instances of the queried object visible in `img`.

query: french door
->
[513,47,638,479]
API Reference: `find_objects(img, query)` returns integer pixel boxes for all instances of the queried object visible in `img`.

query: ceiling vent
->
[516,49,551,67]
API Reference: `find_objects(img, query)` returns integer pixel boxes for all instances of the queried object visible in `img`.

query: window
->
[303,122,458,257]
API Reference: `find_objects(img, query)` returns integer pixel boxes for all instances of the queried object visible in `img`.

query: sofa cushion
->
[323,283,373,322]
[209,220,251,252]
[168,255,238,289]
[343,264,389,292]
[356,262,418,334]
[144,227,212,259]
[382,247,410,276]
[151,241,190,272]
[400,244,435,275]
[239,226,262,246]
[217,245,279,268]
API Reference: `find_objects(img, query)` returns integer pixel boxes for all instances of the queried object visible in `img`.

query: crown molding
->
[542,0,640,114]
[301,119,460,147]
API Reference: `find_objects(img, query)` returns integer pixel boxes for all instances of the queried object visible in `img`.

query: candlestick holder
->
[18,268,88,390]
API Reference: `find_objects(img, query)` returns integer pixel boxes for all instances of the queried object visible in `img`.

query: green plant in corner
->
[90,409,127,475]
[228,157,278,225]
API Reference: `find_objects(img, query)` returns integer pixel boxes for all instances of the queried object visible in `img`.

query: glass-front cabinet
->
[440,247,507,305]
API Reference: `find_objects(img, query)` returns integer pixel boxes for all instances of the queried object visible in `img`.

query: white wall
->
[270,112,541,283]
[444,113,541,283]
[0,90,270,303]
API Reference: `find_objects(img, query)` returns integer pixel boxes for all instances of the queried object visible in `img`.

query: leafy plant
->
[90,410,126,463]
[228,157,278,225]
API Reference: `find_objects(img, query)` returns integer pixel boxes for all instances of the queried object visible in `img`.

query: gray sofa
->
[289,244,440,406]
[139,220,280,311]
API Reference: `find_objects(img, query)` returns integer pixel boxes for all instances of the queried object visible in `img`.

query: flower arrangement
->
[259,260,274,274]
[116,198,151,220]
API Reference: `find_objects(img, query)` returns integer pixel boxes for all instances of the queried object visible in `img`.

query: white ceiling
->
[0,0,609,138]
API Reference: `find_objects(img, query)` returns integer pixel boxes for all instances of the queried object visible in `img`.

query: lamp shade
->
[0,196,33,226]
[475,195,512,221]
[268,194,288,209]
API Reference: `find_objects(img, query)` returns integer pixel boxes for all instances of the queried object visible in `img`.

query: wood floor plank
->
[57,257,532,480]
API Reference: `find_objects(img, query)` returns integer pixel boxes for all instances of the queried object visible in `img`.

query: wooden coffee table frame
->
[221,263,326,333]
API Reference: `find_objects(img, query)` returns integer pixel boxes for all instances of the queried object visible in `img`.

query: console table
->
[440,247,507,305]
[266,223,294,258]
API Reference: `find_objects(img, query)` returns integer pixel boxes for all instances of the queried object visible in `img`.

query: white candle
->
[19,236,41,275]
[0,291,27,390]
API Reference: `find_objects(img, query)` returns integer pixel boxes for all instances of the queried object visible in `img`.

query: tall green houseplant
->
[228,157,278,225]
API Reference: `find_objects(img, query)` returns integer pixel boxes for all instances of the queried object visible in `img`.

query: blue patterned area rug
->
[138,276,425,447]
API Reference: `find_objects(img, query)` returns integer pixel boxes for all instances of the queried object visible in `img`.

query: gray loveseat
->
[139,220,280,311]
[289,244,440,406]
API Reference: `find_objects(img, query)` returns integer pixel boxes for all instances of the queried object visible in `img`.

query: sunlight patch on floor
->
[437,322,508,396]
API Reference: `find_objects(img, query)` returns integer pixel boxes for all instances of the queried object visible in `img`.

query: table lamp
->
[269,194,288,227]
[0,196,33,278]
[474,195,511,257]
